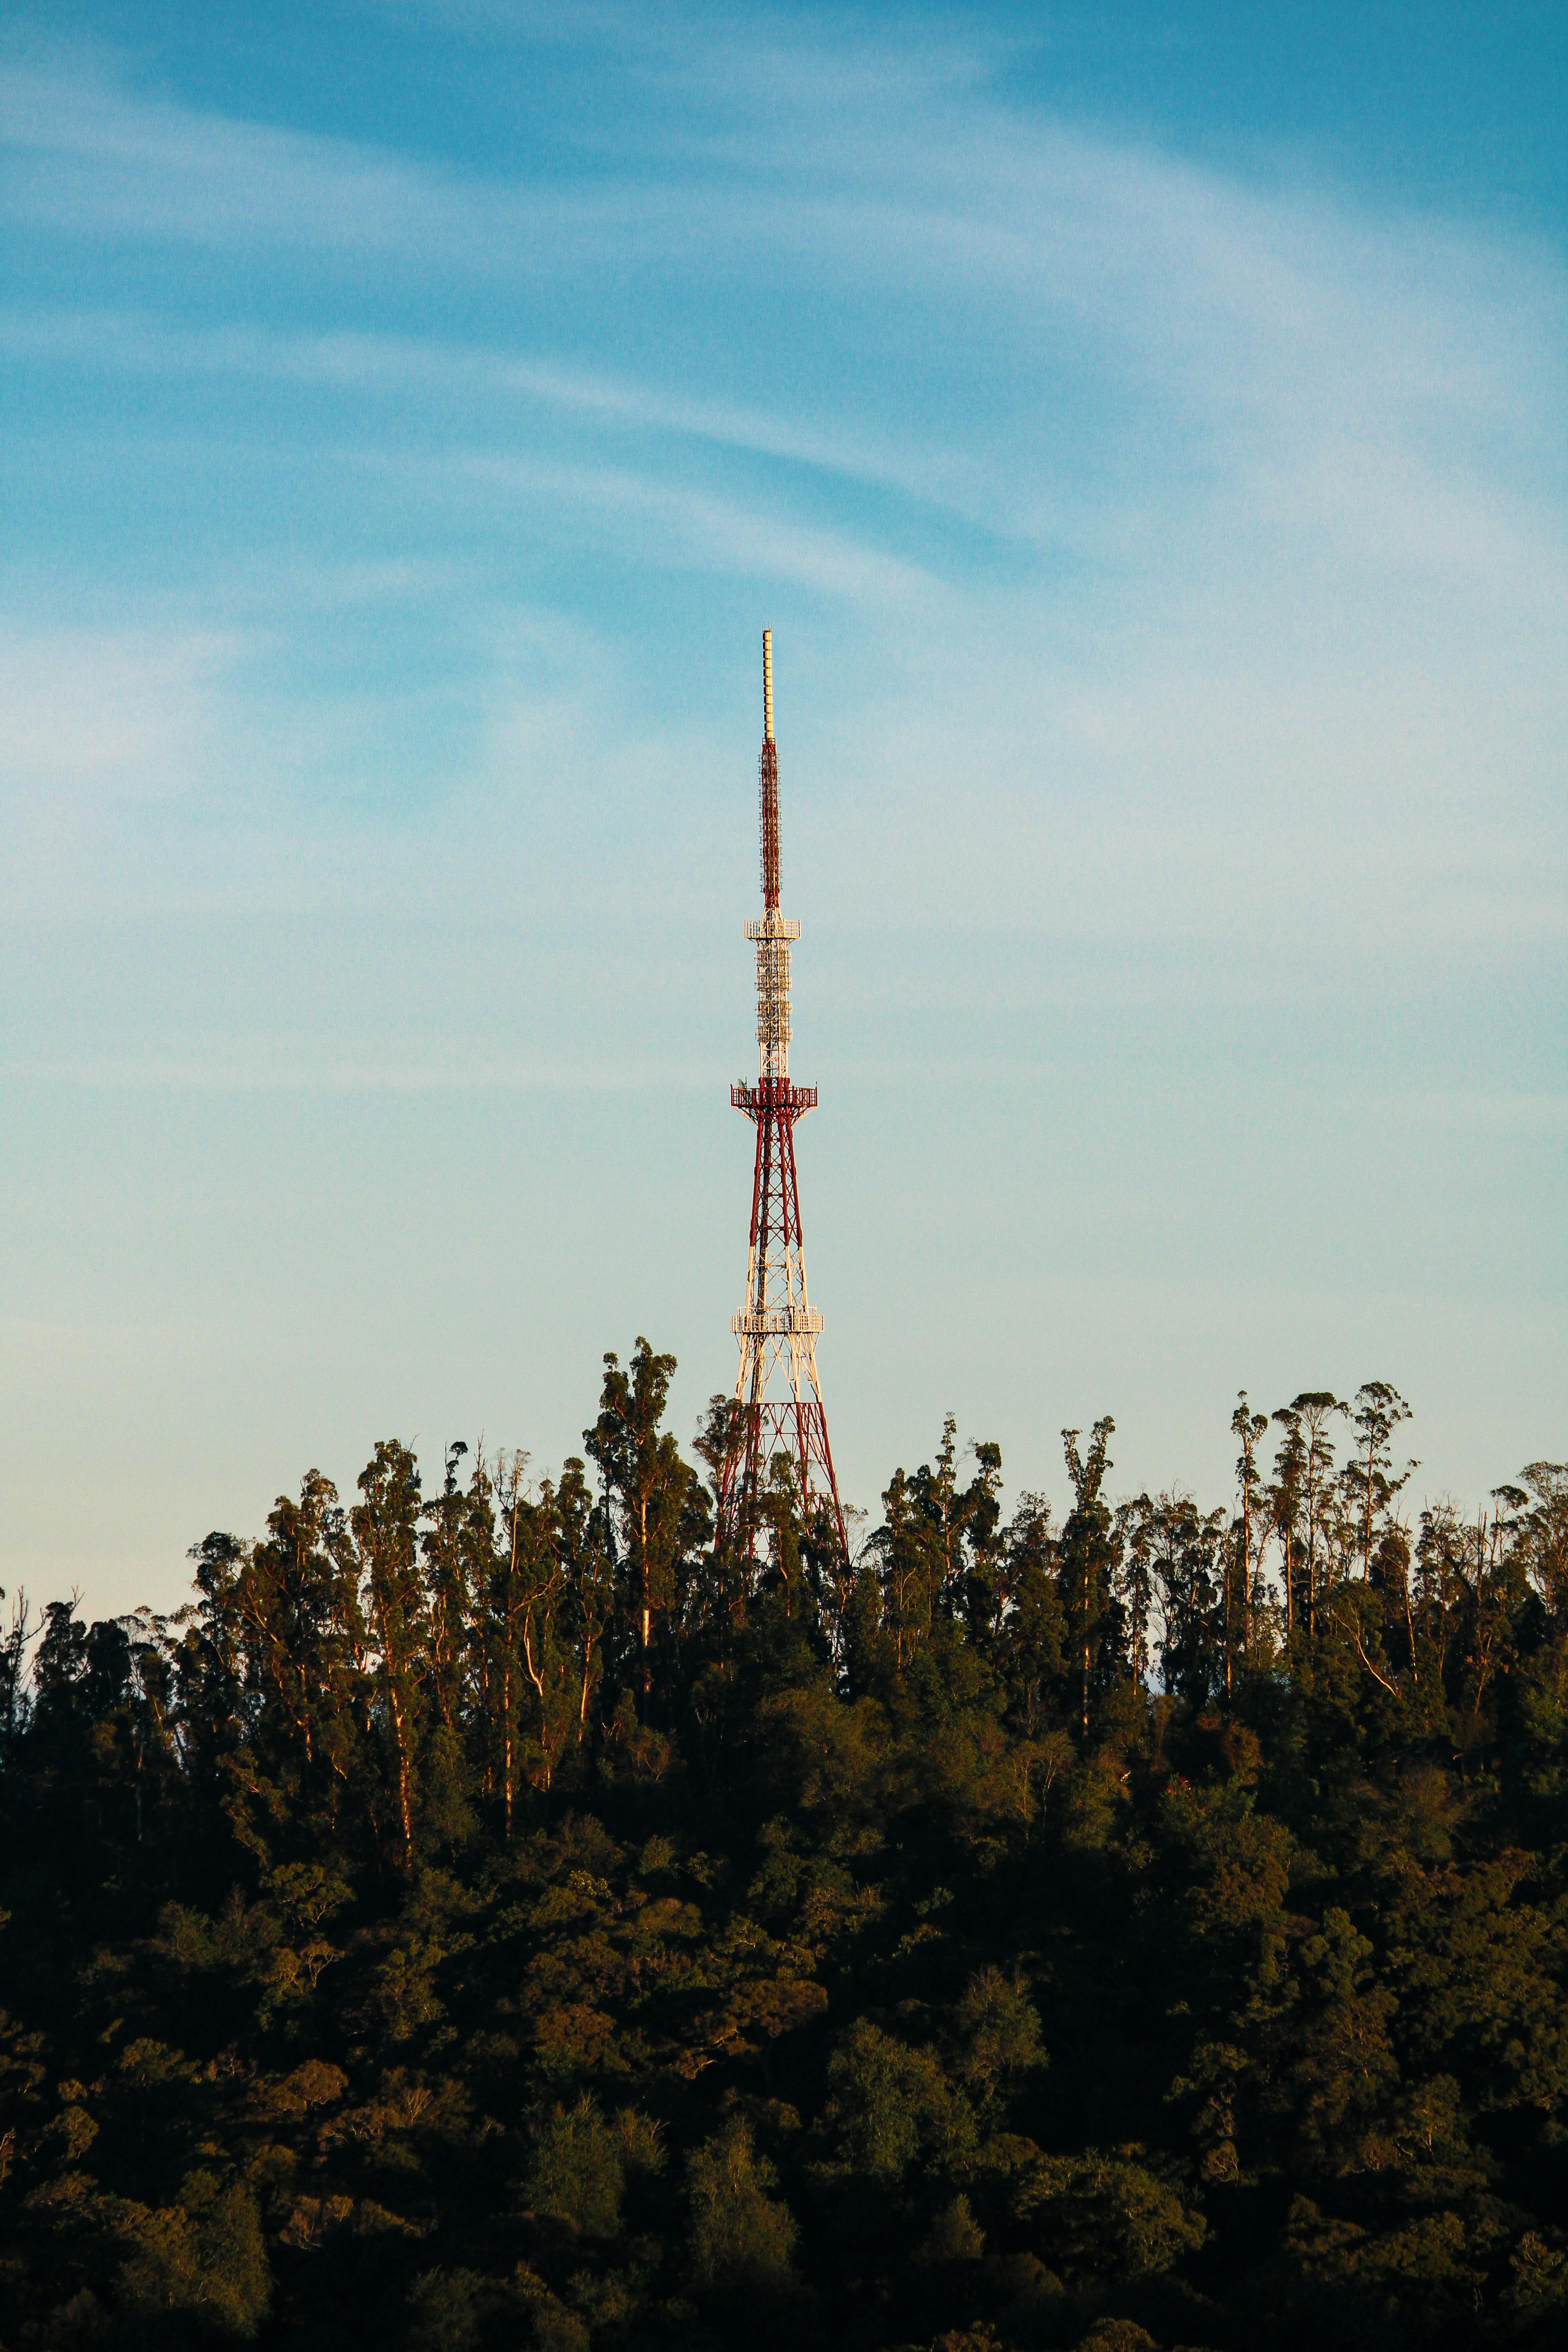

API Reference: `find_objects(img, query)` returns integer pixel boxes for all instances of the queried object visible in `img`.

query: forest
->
[3,1346,1568,2352]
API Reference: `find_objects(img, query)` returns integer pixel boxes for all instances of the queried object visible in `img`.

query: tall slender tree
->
[351,1441,425,1871]
[1230,1393,1269,1695]
[585,1342,692,1708]
[1060,1419,1117,1745]
[1341,1382,1417,1581]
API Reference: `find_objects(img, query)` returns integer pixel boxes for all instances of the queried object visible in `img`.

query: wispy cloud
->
[459,451,938,603]
[0,624,242,798]
[1,11,1564,1581]
[0,308,994,530]
[0,40,813,278]
[6,30,1564,590]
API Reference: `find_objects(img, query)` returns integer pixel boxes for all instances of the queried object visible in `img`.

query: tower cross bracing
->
[719,631,847,1554]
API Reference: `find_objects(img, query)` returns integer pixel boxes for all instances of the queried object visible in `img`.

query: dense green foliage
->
[4,1350,1568,2352]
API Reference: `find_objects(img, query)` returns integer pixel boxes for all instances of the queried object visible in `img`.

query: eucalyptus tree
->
[1271,1394,1344,1637]
[991,1490,1063,1737]
[1059,1418,1118,1745]
[1517,1460,1568,1615]
[350,1440,426,1871]
[243,1472,365,1805]
[871,1466,942,1672]
[1126,1491,1228,1709]
[548,1456,616,1744]
[1341,1382,1417,1580]
[1230,1392,1269,1689]
[585,1340,695,1709]
[0,1584,32,1764]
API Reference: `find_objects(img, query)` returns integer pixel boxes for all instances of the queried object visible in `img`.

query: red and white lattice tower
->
[718,631,847,1554]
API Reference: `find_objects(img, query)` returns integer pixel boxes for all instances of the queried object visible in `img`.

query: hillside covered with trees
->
[3,1348,1568,2352]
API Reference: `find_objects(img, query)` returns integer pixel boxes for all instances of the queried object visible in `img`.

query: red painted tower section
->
[718,632,848,1555]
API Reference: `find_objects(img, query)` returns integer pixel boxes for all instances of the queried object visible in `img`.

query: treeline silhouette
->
[3,1347,1567,2352]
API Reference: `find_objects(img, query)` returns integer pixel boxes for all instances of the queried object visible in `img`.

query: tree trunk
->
[503,1654,514,1842]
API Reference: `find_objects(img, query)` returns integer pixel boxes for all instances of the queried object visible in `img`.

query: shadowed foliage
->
[2,1360,1566,2350]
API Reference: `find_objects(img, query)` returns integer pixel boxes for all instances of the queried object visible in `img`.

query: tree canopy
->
[3,1354,1567,2352]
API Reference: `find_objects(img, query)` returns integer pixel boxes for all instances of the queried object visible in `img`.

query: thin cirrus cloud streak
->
[20,136,1559,693]
[0,310,984,528]
[0,49,807,271]
[457,454,939,606]
[3,42,1563,645]
[7,42,1561,434]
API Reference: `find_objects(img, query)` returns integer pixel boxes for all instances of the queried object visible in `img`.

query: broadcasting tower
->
[718,632,848,1554]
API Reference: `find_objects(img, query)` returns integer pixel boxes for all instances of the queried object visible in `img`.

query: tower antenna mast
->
[718,631,847,1555]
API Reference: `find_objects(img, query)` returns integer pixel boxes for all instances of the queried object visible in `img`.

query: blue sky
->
[2,2,1564,1612]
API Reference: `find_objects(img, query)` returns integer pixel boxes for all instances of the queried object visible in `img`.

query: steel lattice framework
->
[718,631,847,1555]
